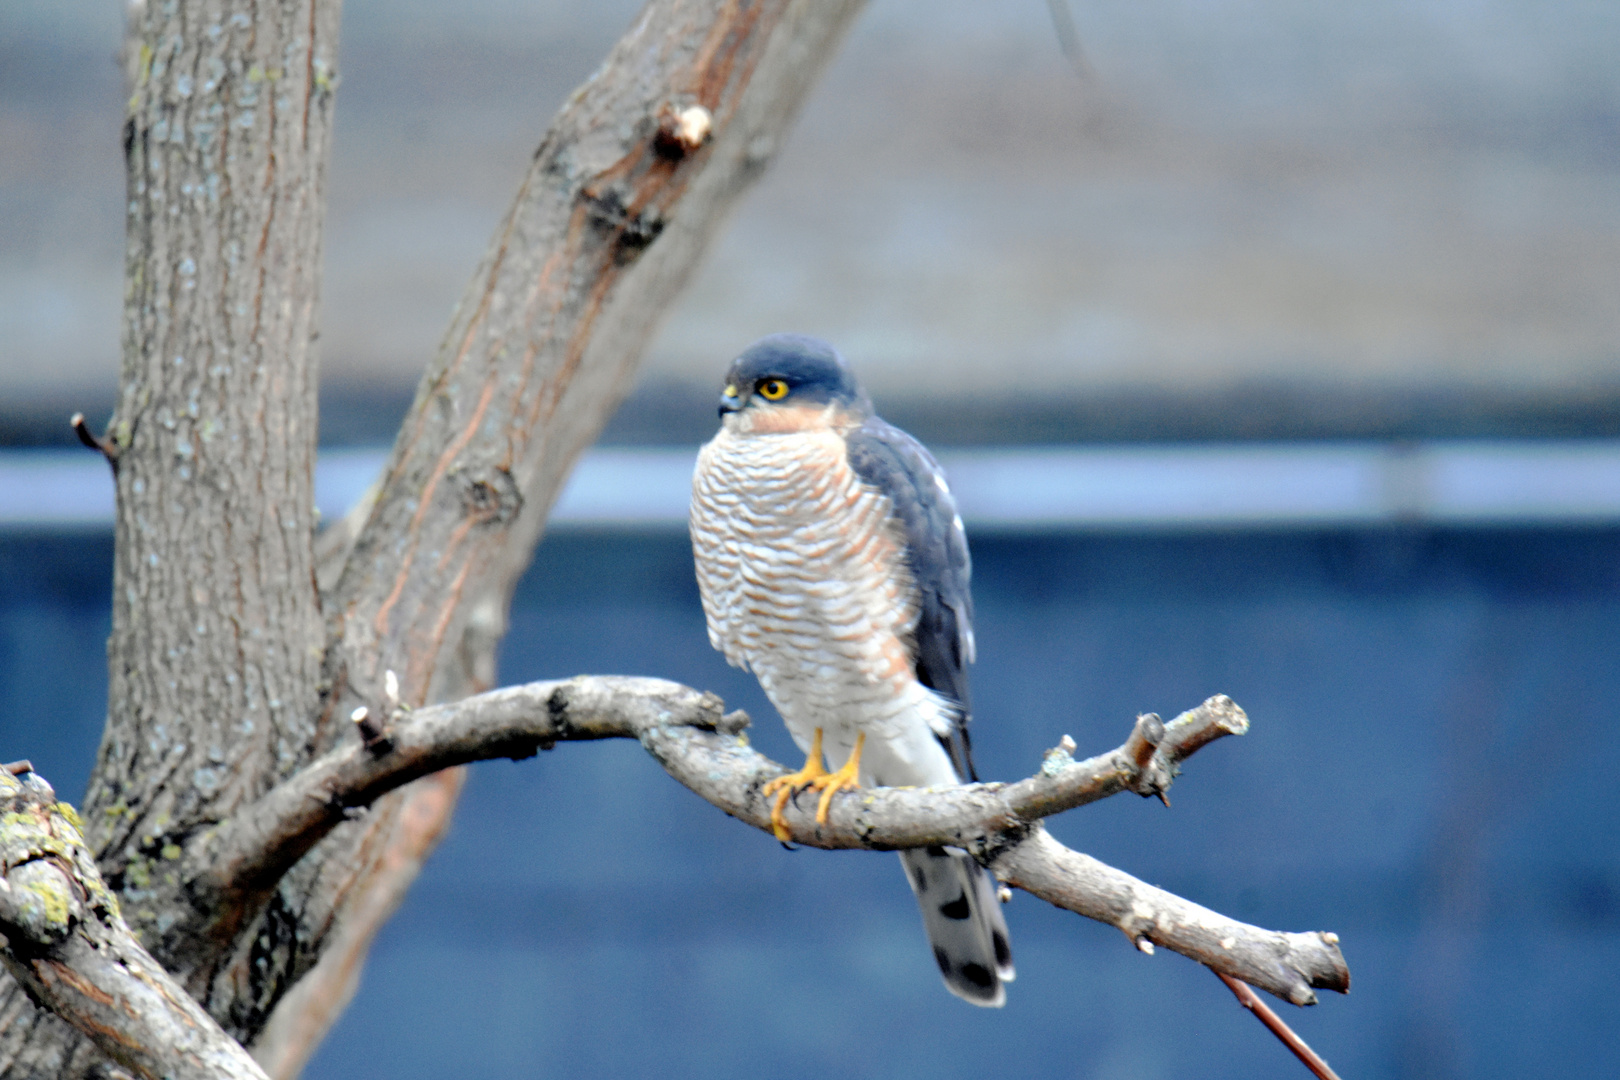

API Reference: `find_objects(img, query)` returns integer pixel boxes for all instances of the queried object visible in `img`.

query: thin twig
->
[69,413,117,465]
[1217,970,1344,1080]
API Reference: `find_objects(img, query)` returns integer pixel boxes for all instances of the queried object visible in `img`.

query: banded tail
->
[900,845,1015,1007]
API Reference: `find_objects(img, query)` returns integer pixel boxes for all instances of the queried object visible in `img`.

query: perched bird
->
[689,333,1014,1006]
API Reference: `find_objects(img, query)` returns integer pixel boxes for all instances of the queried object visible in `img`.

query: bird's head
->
[717,334,871,434]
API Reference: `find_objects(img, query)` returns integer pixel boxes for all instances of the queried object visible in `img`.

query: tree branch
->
[246,768,464,1080]
[0,770,269,1080]
[997,829,1346,1007]
[1,681,1344,1076]
[321,0,866,732]
[194,678,1348,1005]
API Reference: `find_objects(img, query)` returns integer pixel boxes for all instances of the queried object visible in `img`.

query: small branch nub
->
[716,710,751,735]
[351,669,409,752]
[1123,712,1165,770]
[350,707,392,753]
[654,103,713,159]
[70,413,118,465]
[1040,734,1078,776]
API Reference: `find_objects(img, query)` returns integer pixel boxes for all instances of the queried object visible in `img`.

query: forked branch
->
[193,677,1348,1005]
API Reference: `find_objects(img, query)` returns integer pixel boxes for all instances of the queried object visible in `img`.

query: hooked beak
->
[718,384,744,417]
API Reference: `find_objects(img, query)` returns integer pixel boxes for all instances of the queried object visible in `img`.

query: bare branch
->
[206,683,1247,886]
[998,828,1348,1006]
[322,0,866,732]
[194,678,1347,1005]
[1001,695,1248,819]
[1216,970,1346,1080]
[0,771,268,1080]
[195,678,729,905]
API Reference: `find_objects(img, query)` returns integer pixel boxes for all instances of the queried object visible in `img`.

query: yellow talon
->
[761,730,867,839]
[814,731,865,824]
[763,728,828,842]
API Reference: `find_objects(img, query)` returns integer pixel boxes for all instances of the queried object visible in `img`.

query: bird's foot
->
[812,731,866,824]
[763,728,828,842]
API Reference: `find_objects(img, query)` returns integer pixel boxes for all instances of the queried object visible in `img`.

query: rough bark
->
[0,770,270,1080]
[89,0,338,868]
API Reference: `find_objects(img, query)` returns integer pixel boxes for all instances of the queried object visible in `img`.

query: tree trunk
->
[0,0,340,1073]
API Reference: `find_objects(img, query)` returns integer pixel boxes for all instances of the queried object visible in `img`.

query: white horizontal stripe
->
[0,453,119,526]
[2,441,1619,530]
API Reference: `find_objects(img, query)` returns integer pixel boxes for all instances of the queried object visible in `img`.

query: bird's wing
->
[845,416,978,781]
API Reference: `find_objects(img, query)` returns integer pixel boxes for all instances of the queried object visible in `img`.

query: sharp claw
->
[763,728,831,842]
[770,785,796,842]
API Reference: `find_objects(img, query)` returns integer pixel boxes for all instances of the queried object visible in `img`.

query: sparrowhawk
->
[689,333,1014,1007]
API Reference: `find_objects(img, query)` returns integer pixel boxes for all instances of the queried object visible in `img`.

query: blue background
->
[5,525,1616,1079]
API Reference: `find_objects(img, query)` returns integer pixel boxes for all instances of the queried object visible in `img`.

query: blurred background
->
[2,1,1618,1078]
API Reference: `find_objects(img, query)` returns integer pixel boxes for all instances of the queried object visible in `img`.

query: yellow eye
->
[757,379,789,401]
